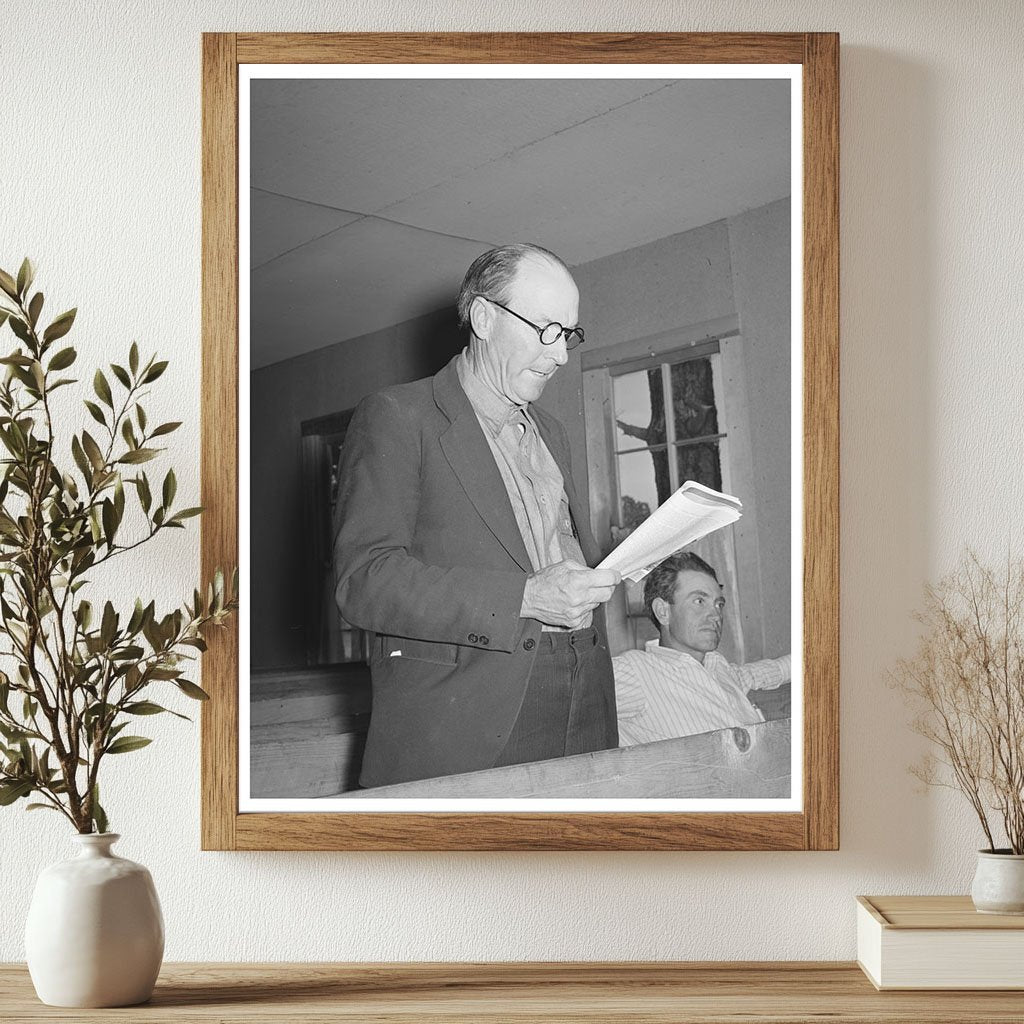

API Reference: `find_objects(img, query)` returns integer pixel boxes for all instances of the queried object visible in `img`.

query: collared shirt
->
[612,639,791,746]
[457,353,588,627]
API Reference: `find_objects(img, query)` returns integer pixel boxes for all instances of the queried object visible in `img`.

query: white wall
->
[2,0,1022,962]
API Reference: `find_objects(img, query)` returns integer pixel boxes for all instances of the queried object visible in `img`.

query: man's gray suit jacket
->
[333,354,616,787]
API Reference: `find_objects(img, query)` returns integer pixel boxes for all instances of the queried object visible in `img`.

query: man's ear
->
[468,295,493,340]
[651,597,671,627]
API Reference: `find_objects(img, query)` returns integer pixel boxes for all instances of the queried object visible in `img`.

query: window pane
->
[670,357,719,440]
[613,367,665,449]
[675,441,722,492]
[617,448,670,527]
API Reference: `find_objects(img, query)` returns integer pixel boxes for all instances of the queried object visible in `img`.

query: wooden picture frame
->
[201,32,838,851]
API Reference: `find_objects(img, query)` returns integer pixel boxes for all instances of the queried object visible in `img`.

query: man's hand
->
[520,561,621,630]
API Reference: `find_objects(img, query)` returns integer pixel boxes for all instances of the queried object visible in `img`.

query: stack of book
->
[857,895,1024,990]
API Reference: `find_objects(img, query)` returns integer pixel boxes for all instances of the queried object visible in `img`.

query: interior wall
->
[728,198,792,655]
[250,308,460,668]
[566,204,791,658]
[252,202,788,667]
[4,0,1023,964]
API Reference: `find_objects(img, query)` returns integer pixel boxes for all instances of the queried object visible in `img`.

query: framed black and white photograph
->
[200,32,838,851]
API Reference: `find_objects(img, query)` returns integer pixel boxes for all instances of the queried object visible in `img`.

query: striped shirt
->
[613,640,791,746]
[457,353,589,630]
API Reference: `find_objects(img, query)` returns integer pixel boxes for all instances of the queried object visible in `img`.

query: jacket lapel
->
[434,359,533,573]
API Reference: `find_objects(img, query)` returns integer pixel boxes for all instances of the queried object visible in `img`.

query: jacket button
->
[480,635,489,646]
[523,638,536,651]
[468,633,478,643]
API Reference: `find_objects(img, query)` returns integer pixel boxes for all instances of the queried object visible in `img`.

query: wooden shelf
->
[3,962,1024,1022]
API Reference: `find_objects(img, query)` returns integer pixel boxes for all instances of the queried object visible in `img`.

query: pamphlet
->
[597,481,743,583]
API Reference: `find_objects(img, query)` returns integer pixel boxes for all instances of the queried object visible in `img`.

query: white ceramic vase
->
[25,833,164,1007]
[970,849,1024,915]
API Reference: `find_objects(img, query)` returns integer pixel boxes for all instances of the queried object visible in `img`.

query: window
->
[610,347,726,536]
[299,409,371,666]
[582,326,761,662]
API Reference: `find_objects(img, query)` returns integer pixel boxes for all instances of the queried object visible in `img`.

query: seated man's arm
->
[733,654,792,693]
[334,391,526,652]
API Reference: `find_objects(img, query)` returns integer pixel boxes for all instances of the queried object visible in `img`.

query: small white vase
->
[25,833,164,1007]
[970,849,1024,915]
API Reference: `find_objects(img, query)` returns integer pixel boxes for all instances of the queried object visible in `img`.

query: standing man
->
[334,243,621,788]
[613,552,791,746]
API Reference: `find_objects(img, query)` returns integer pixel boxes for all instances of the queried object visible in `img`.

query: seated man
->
[612,552,790,746]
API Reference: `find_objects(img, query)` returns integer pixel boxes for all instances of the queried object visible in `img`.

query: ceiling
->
[249,77,791,369]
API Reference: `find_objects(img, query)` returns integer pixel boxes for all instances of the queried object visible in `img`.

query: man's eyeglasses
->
[485,298,586,351]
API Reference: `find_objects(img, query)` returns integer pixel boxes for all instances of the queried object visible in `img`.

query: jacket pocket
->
[380,635,459,667]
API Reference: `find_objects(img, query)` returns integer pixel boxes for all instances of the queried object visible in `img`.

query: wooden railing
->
[251,663,790,800]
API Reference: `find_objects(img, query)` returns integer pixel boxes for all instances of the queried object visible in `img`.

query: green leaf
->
[162,468,176,508]
[101,498,116,546]
[0,427,20,459]
[42,308,76,344]
[148,667,181,680]
[136,404,147,432]
[0,269,18,300]
[16,258,34,299]
[84,400,107,428]
[168,507,202,524]
[26,802,61,813]
[121,418,137,450]
[142,360,168,384]
[136,472,152,513]
[114,475,125,521]
[0,779,33,805]
[126,598,145,635]
[100,601,117,647]
[0,722,28,743]
[71,435,92,483]
[27,292,43,328]
[8,317,31,344]
[105,735,152,755]
[81,431,105,471]
[176,679,210,701]
[83,701,115,729]
[129,342,139,375]
[48,346,76,371]
[93,369,113,409]
[91,785,108,834]
[150,421,181,438]
[0,310,9,331]
[118,448,157,465]
[110,363,131,389]
[142,613,162,652]
[110,644,144,661]
[88,508,102,542]
[124,700,172,716]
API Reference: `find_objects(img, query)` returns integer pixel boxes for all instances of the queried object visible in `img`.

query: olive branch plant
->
[894,551,1024,854]
[0,259,237,834]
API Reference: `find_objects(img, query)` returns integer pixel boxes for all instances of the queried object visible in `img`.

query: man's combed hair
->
[642,551,720,629]
[456,243,569,329]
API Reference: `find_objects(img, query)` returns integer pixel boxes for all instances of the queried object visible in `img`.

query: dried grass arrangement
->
[894,551,1024,854]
